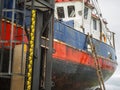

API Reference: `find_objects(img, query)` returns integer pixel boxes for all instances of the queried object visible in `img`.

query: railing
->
[0,0,29,90]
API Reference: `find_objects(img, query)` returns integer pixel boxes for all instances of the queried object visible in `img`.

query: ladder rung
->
[41,45,49,49]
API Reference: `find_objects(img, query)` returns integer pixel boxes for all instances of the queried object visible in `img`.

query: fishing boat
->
[0,0,117,90]
[52,0,117,89]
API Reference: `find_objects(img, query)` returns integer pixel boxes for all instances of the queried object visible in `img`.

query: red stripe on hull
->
[53,40,117,71]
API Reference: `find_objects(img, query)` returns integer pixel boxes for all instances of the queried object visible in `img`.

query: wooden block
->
[11,44,27,90]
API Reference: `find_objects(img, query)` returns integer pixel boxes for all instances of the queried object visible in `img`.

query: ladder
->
[88,34,106,90]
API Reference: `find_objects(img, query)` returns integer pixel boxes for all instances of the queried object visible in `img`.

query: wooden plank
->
[11,44,27,90]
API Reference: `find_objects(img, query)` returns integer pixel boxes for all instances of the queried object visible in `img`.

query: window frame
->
[84,7,88,19]
[67,5,76,18]
[57,6,65,19]
[93,19,97,30]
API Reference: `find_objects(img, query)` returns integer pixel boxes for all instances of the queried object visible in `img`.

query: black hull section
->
[52,59,114,90]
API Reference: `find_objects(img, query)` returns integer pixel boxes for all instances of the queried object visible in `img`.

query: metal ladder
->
[88,34,106,90]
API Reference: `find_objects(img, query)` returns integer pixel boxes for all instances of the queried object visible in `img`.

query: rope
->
[26,10,36,90]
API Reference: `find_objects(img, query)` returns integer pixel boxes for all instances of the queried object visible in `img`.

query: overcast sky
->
[98,0,120,90]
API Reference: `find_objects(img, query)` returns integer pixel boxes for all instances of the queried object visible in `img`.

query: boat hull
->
[0,1,118,90]
[52,58,114,90]
[52,40,117,90]
[0,19,117,90]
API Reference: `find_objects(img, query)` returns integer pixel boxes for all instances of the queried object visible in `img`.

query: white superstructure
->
[55,0,115,47]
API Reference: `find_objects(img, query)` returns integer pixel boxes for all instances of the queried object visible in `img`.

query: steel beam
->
[44,13,53,90]
[25,0,54,11]
[32,11,43,90]
[36,0,54,9]
[26,0,54,90]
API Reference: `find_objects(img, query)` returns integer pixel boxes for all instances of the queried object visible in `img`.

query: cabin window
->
[67,5,75,17]
[93,19,97,30]
[57,7,65,18]
[84,7,88,19]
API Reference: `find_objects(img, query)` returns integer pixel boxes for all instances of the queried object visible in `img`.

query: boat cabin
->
[55,0,115,48]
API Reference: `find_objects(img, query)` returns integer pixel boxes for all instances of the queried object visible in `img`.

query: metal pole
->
[8,0,16,74]
[0,0,4,35]
[0,0,4,72]
[0,0,3,21]
[25,0,54,90]
[32,11,43,90]
[21,0,27,75]
[44,14,53,90]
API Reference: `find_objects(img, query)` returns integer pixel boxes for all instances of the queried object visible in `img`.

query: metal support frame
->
[0,0,3,72]
[0,0,54,89]
[25,0,54,11]
[0,0,3,20]
[31,11,43,90]
[34,0,54,9]
[26,0,54,90]
[0,0,28,90]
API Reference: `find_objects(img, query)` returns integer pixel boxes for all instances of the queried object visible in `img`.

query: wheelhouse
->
[55,0,115,48]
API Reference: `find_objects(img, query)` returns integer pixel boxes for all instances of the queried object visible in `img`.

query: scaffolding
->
[0,0,54,90]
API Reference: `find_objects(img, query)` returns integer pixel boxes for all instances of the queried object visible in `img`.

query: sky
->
[98,0,120,90]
